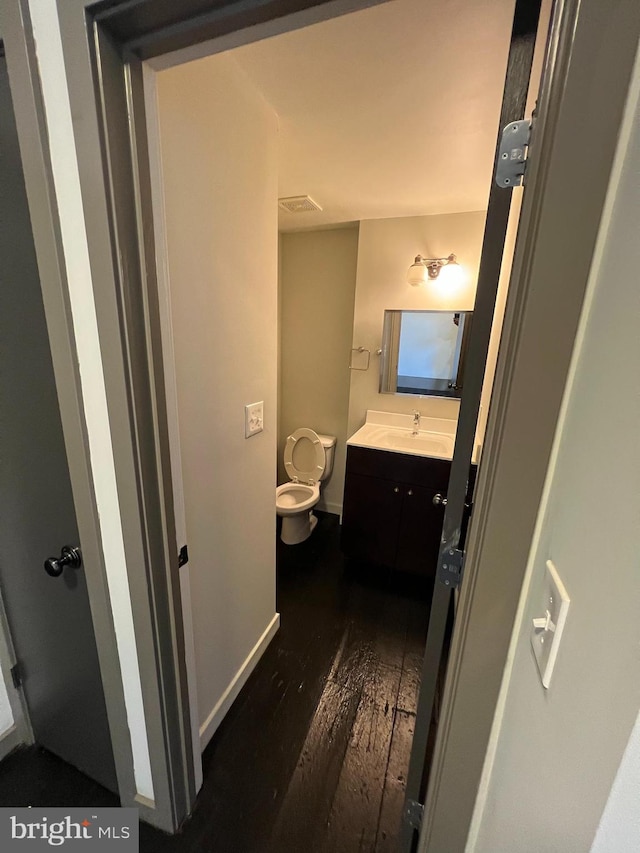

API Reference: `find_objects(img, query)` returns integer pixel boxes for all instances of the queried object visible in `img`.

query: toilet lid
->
[284,428,326,484]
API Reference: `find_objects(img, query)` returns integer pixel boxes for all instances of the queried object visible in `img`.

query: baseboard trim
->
[318,499,342,516]
[199,612,280,750]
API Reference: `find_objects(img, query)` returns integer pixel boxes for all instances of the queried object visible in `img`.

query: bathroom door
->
[401,0,545,848]
[0,52,118,793]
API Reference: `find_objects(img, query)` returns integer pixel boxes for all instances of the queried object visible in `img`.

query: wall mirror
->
[379,309,473,398]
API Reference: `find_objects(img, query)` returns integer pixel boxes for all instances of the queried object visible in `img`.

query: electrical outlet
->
[245,401,264,438]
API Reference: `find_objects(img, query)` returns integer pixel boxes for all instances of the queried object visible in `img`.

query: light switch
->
[530,559,570,689]
[245,401,264,438]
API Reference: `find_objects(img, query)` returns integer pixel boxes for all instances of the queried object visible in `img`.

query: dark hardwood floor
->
[0,512,430,852]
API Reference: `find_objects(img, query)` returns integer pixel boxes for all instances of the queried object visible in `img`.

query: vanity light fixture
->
[407,253,463,287]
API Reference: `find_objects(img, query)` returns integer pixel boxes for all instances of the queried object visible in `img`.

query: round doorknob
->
[44,546,82,578]
[433,493,447,507]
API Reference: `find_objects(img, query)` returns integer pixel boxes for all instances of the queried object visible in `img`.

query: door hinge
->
[495,118,532,188]
[438,546,465,589]
[404,798,424,832]
[10,663,22,689]
[178,545,189,568]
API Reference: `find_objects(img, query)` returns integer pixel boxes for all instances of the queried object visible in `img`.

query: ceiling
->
[228,0,517,231]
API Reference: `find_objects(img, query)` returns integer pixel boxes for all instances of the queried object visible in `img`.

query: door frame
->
[0,1,165,827]
[2,0,639,841]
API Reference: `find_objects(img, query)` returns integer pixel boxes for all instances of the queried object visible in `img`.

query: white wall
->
[279,227,359,515]
[469,53,640,853]
[590,710,640,853]
[347,212,486,437]
[156,53,279,748]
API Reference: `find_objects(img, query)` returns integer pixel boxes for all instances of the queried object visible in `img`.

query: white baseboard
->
[199,612,280,750]
[318,499,342,516]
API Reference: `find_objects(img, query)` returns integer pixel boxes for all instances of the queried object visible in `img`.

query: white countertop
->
[347,410,480,463]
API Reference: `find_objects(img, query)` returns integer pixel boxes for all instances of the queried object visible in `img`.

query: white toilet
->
[276,428,336,545]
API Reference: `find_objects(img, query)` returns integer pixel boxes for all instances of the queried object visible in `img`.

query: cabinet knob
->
[393,486,400,493]
[433,493,448,506]
[407,489,413,496]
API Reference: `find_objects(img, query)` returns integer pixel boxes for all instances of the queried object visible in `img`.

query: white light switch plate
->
[530,559,570,689]
[245,401,264,438]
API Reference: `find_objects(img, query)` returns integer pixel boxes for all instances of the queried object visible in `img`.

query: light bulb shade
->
[437,257,465,287]
[407,258,428,286]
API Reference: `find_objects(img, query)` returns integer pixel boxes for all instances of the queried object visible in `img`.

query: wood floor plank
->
[397,646,423,715]
[375,710,416,852]
[397,597,429,715]
[318,593,409,853]
[319,693,395,853]
[266,618,376,852]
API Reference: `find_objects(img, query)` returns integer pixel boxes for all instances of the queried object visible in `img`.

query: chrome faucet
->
[411,410,421,436]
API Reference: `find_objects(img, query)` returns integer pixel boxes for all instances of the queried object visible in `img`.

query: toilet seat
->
[284,428,326,484]
[275,481,320,515]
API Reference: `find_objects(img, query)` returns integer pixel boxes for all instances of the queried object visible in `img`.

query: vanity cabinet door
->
[341,472,402,568]
[395,485,445,578]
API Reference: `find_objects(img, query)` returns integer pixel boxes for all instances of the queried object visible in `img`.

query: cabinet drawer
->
[346,445,451,491]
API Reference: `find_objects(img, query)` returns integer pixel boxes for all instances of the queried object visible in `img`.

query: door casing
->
[1,0,638,842]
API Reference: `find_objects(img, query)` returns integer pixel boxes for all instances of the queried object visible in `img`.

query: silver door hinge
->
[495,118,532,187]
[438,547,465,589]
[10,663,22,689]
[404,798,424,832]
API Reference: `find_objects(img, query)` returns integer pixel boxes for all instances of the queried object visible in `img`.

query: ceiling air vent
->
[278,195,323,214]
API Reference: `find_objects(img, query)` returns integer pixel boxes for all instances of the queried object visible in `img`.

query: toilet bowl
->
[276,428,336,545]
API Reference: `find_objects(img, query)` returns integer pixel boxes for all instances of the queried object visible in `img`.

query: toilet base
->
[280,511,318,545]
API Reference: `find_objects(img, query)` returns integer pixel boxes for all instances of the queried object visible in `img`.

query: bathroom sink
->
[377,429,453,457]
[347,422,455,460]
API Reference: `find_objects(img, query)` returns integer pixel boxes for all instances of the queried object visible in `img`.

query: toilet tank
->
[317,434,337,481]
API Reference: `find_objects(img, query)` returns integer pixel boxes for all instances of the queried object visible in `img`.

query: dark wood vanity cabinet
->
[341,445,472,580]
[394,483,445,575]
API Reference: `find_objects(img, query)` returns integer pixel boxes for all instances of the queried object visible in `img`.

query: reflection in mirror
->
[379,310,473,398]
